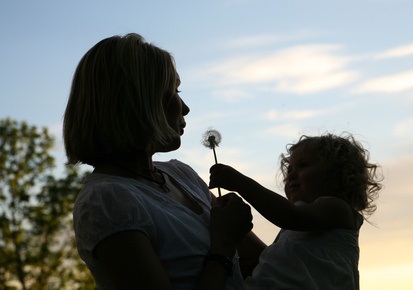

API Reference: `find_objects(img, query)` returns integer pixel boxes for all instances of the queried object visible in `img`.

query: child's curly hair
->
[280,132,383,219]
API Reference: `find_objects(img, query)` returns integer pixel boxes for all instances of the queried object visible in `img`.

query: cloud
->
[394,117,413,137]
[203,44,358,95]
[354,70,413,94]
[273,70,357,94]
[221,30,320,50]
[187,40,413,100]
[264,109,319,121]
[211,87,253,103]
[222,34,287,49]
[261,123,304,139]
[263,102,354,122]
[374,43,413,59]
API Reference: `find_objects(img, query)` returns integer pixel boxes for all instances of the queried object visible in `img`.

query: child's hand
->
[209,163,245,192]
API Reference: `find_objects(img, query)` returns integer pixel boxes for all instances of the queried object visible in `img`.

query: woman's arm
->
[237,231,267,278]
[211,191,267,278]
[211,193,267,263]
[95,230,234,290]
[95,230,173,290]
[95,193,253,290]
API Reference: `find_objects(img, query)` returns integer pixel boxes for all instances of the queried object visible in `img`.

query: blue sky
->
[1,1,412,289]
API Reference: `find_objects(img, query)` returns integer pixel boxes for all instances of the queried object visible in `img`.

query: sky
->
[1,0,412,289]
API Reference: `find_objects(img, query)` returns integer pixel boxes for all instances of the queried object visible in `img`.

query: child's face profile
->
[284,145,331,204]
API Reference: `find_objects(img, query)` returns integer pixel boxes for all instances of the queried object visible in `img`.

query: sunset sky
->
[1,1,412,289]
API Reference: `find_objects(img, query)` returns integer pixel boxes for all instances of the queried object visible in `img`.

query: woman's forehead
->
[175,71,180,84]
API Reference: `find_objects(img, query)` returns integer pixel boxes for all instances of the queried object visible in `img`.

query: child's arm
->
[209,164,356,231]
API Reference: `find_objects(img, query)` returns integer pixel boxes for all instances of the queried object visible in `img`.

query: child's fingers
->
[209,164,225,188]
[209,163,225,173]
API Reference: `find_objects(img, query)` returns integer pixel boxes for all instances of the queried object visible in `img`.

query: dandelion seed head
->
[202,128,222,149]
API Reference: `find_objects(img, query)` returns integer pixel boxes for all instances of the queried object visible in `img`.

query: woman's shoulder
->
[74,173,157,230]
[155,159,199,180]
[76,173,153,209]
[81,172,139,193]
[155,159,192,171]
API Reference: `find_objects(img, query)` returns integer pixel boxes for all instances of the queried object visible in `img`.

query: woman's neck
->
[93,152,155,178]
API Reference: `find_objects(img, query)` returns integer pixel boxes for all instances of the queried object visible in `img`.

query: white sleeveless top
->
[73,159,245,290]
[246,199,362,290]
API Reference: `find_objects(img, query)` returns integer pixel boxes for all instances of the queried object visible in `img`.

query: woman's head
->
[63,33,187,166]
[280,133,382,217]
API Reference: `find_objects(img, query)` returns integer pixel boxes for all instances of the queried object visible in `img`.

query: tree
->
[0,118,95,290]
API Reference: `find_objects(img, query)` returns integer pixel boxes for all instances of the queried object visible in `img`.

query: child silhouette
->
[209,133,382,290]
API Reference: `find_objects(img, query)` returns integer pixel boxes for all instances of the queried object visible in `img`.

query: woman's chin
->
[155,138,181,153]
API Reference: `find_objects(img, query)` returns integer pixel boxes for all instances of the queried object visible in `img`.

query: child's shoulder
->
[313,196,352,210]
[313,196,362,230]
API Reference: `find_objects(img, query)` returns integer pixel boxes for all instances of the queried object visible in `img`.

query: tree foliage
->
[0,118,95,290]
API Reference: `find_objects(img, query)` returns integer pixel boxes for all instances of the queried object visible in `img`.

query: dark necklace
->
[134,167,171,192]
[95,163,171,193]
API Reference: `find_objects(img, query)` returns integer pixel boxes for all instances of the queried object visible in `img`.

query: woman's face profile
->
[157,74,190,153]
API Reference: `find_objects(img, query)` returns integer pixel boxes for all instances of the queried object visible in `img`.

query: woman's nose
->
[181,99,190,116]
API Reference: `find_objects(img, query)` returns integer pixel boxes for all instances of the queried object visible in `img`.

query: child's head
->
[63,33,180,166]
[280,132,382,217]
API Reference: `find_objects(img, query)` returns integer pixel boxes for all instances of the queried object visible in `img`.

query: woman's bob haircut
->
[63,33,179,166]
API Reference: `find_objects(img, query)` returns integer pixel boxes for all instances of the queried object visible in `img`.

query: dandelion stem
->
[212,147,218,164]
[211,147,221,197]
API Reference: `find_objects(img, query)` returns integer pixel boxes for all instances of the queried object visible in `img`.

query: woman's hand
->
[210,193,253,257]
